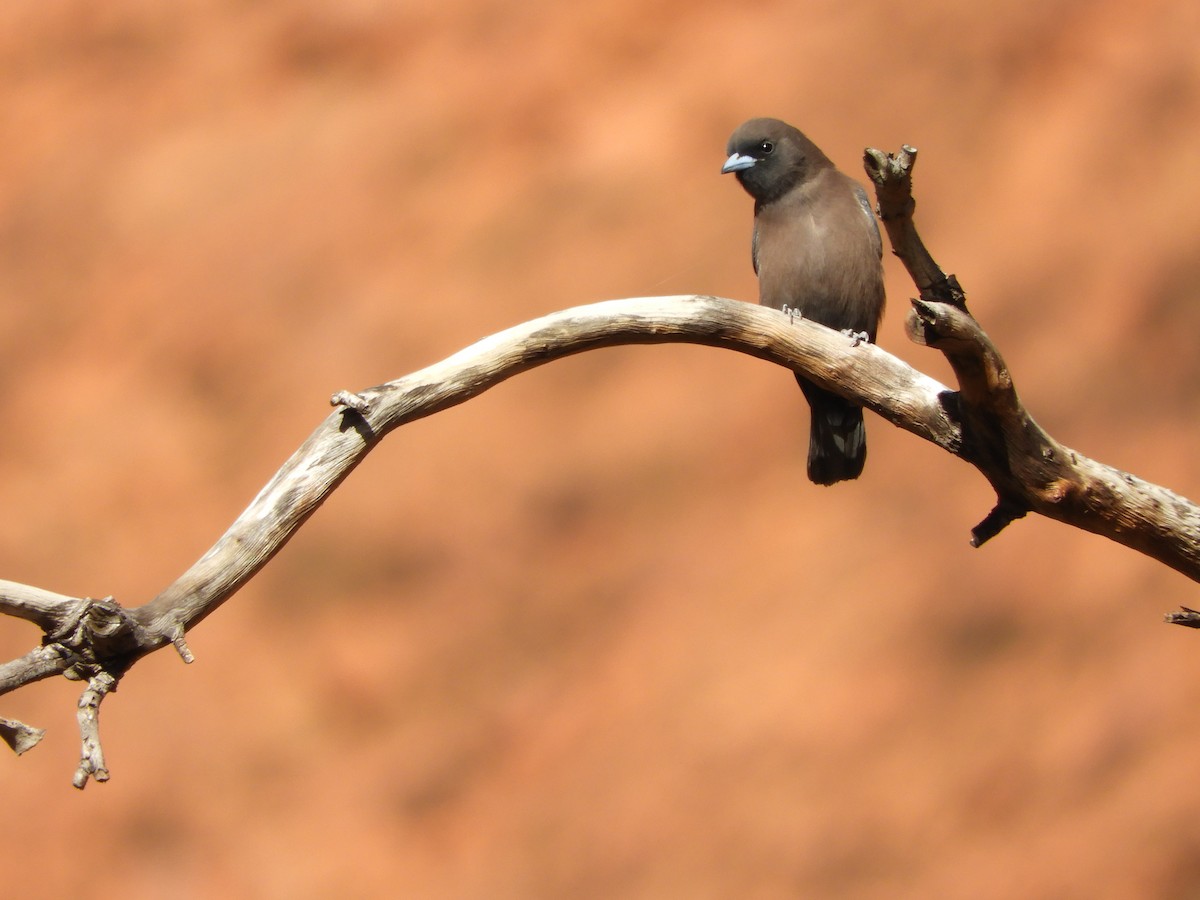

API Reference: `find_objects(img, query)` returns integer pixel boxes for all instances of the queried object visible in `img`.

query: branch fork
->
[0,584,189,786]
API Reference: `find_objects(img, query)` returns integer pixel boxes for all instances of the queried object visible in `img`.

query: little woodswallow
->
[722,117,886,485]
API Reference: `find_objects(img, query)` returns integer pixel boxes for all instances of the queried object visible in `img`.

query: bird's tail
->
[796,374,866,486]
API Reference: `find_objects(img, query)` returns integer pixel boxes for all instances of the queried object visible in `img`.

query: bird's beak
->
[721,152,756,174]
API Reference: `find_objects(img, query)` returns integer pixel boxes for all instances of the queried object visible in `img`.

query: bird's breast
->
[753,177,884,335]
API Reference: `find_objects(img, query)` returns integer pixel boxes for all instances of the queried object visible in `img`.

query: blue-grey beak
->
[721,152,756,174]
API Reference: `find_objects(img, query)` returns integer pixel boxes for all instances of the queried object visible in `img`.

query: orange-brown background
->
[2,1,1200,897]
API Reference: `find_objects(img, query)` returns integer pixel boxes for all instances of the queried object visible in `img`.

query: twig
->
[863,145,968,311]
[1166,607,1200,629]
[0,716,45,755]
[73,670,119,789]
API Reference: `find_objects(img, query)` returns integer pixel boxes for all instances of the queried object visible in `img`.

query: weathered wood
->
[2,146,1197,786]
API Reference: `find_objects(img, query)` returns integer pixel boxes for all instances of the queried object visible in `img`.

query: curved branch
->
[6,289,1200,783]
[135,294,959,640]
[129,291,1200,636]
[3,144,1199,785]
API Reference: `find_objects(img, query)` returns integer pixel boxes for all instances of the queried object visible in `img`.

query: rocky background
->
[2,1,1200,896]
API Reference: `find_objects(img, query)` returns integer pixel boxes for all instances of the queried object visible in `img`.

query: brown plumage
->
[722,117,886,485]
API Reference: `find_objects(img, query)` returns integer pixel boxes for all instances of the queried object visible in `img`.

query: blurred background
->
[1,0,1199,896]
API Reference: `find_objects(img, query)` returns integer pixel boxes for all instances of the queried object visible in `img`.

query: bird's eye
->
[759,140,775,154]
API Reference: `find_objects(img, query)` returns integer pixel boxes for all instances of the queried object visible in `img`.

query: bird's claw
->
[842,329,870,347]
[782,305,803,326]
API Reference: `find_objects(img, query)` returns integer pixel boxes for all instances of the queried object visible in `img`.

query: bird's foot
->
[842,329,870,347]
[782,305,803,326]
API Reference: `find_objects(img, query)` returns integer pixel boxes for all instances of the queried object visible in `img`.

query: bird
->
[722,117,885,485]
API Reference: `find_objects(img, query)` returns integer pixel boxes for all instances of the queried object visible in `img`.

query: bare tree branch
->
[2,144,1197,784]
[863,145,1200,572]
[1166,607,1200,628]
[863,145,968,311]
[0,580,91,632]
[72,670,119,787]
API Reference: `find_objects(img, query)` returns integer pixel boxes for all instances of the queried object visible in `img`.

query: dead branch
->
[2,146,1198,785]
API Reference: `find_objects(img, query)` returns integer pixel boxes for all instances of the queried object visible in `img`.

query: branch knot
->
[46,596,143,682]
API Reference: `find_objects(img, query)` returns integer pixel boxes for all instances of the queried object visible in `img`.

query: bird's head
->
[721,117,832,204]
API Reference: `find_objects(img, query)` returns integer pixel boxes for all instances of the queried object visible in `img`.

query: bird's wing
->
[853,184,883,260]
[751,221,760,275]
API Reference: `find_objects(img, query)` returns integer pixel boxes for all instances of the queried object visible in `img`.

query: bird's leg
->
[782,305,803,326]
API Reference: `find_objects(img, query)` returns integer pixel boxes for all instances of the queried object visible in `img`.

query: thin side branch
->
[0,717,45,755]
[73,670,119,788]
[863,145,968,311]
[1166,607,1200,628]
